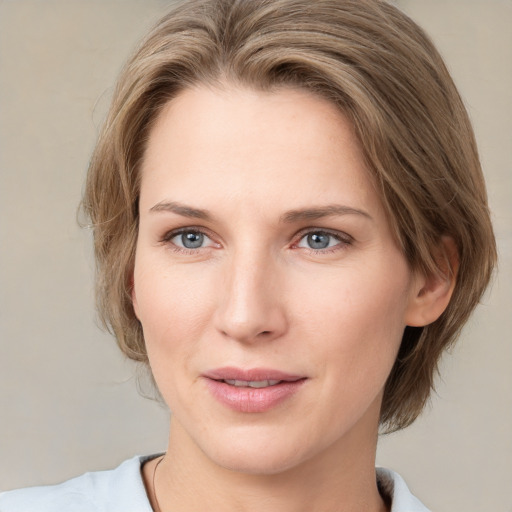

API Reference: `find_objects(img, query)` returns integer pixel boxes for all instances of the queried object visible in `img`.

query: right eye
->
[161,228,218,253]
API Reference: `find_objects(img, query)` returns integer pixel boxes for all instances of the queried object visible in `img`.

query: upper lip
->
[203,367,305,382]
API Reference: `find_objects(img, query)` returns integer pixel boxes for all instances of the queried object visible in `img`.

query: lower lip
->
[204,379,306,413]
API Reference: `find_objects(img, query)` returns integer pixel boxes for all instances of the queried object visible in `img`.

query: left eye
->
[297,231,342,250]
[170,230,212,249]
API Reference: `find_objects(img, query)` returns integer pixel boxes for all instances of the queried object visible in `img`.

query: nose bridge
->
[214,243,287,343]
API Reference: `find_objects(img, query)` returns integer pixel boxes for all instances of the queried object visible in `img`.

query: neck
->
[147,417,388,512]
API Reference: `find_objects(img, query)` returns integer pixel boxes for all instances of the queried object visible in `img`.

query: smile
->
[203,367,307,413]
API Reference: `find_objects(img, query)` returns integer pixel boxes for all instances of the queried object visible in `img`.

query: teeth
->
[224,379,281,388]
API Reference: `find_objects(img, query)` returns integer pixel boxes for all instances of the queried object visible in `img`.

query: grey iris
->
[182,232,204,249]
[308,232,330,249]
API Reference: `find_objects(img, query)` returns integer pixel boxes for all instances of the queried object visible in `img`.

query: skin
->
[133,84,454,512]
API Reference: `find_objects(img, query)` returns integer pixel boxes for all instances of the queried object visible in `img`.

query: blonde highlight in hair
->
[81,0,496,431]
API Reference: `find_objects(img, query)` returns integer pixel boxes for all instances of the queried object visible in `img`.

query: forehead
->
[139,84,384,221]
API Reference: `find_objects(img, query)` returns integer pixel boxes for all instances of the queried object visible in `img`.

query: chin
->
[200,428,318,476]
[214,449,305,476]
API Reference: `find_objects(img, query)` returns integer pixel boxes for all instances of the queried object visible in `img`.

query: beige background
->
[0,1,511,510]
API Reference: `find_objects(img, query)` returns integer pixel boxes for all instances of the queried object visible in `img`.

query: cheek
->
[134,250,214,332]
[293,258,411,372]
[133,260,215,405]
[133,256,195,349]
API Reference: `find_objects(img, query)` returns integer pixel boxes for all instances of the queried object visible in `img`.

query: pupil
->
[308,233,330,249]
[182,232,204,249]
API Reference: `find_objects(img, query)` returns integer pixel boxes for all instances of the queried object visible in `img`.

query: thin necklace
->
[152,455,165,512]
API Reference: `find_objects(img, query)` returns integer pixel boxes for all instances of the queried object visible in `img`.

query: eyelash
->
[160,227,218,255]
[160,227,353,255]
[293,228,353,254]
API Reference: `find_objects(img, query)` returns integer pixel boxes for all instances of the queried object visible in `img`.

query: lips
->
[203,367,306,413]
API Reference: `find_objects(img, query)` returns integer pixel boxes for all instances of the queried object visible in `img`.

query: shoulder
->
[0,455,157,512]
[376,467,431,512]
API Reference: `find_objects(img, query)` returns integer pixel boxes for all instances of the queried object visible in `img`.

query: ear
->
[405,236,459,327]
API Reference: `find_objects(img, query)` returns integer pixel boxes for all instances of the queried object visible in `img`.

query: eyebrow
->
[150,201,213,220]
[149,201,372,223]
[280,205,372,223]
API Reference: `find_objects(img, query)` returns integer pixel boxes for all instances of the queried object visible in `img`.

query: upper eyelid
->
[162,226,214,241]
[294,227,353,242]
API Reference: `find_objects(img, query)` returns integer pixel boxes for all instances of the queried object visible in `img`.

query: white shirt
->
[0,455,430,511]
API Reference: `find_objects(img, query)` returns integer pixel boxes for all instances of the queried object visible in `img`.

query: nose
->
[213,249,288,344]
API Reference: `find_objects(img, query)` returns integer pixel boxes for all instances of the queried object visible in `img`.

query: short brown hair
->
[82,0,496,431]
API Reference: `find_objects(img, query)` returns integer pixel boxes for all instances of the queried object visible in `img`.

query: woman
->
[0,0,496,510]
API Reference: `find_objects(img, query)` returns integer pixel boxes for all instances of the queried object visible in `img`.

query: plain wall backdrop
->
[0,1,511,510]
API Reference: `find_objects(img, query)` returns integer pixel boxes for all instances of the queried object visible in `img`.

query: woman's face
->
[133,85,423,474]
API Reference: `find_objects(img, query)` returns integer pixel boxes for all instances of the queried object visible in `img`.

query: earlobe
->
[405,237,459,327]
